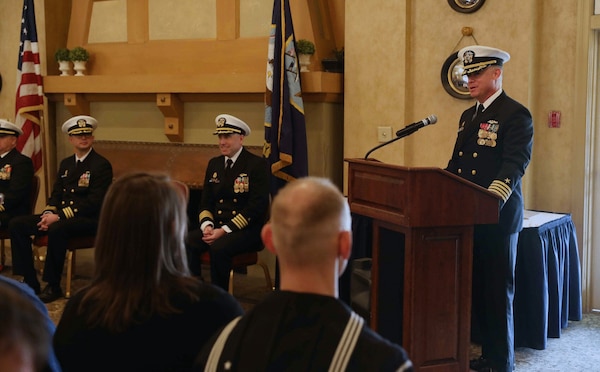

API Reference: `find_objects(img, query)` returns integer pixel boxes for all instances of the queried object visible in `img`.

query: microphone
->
[395,115,438,138]
[364,114,438,159]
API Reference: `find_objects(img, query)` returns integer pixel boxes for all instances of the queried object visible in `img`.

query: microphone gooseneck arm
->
[364,115,438,160]
[364,135,404,159]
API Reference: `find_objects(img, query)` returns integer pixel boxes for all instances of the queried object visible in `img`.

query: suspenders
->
[204,312,364,372]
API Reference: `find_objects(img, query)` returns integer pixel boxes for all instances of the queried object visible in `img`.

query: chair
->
[200,250,273,295]
[32,234,96,298]
[0,175,41,271]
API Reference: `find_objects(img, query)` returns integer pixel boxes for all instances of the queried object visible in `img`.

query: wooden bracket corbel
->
[156,93,184,142]
[64,93,90,116]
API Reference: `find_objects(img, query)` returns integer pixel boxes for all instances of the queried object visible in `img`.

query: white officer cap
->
[214,114,251,136]
[458,45,510,75]
[61,115,98,135]
[0,119,23,136]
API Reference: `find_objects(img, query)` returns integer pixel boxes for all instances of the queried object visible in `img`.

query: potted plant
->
[54,48,71,76]
[321,47,344,73]
[54,48,70,62]
[296,39,315,55]
[296,39,315,72]
[69,46,90,76]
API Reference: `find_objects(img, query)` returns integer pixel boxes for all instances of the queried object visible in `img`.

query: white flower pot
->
[299,53,312,72]
[73,60,87,76]
[58,60,72,76]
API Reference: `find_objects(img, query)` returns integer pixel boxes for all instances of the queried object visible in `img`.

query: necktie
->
[76,160,82,168]
[473,104,484,120]
[225,158,233,176]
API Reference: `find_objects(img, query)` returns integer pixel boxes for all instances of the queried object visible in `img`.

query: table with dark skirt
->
[513,210,582,350]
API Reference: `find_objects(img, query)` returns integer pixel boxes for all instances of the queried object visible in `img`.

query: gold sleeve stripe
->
[62,207,75,219]
[488,180,511,203]
[231,214,249,229]
[0,205,5,212]
[199,210,214,222]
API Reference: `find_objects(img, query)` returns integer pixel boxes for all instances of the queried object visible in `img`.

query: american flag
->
[15,0,44,173]
[263,0,308,197]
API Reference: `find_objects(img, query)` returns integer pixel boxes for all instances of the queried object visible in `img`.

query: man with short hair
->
[186,113,270,291]
[194,177,413,371]
[446,45,534,372]
[0,119,34,273]
[10,115,113,303]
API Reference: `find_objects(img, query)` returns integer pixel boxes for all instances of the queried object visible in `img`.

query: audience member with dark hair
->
[53,172,244,372]
[0,275,60,372]
[194,177,413,371]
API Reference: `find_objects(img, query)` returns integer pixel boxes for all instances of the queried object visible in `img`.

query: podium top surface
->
[345,158,500,227]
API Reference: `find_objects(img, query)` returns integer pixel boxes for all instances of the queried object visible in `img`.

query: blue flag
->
[263,0,309,197]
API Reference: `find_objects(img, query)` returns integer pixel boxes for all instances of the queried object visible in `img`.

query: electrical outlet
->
[377,126,393,142]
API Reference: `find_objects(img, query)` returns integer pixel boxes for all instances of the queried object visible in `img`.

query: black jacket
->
[199,148,270,232]
[0,148,34,219]
[45,148,113,220]
[446,91,534,234]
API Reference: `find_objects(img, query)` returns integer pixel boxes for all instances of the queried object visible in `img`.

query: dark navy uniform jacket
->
[44,149,113,220]
[199,148,270,232]
[446,91,533,234]
[194,291,414,372]
[0,148,34,219]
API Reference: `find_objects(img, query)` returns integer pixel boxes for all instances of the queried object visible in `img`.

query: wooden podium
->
[346,158,499,372]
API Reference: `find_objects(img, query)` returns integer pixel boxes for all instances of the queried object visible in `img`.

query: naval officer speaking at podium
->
[445,45,534,372]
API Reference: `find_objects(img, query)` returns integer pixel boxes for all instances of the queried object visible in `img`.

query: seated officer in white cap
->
[186,114,270,291]
[10,115,113,303]
[0,119,34,272]
[445,45,534,372]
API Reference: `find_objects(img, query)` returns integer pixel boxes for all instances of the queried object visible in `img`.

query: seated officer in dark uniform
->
[10,115,113,302]
[0,119,34,272]
[194,177,414,371]
[186,113,270,291]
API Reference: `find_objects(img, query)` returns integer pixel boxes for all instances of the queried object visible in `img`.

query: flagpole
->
[38,106,51,203]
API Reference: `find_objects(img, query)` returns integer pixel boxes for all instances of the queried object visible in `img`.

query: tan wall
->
[345,0,583,218]
[344,0,592,307]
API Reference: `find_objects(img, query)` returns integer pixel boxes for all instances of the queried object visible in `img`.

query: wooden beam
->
[63,93,90,116]
[156,93,184,142]
[217,0,239,40]
[67,0,93,47]
[306,0,338,62]
[127,0,149,43]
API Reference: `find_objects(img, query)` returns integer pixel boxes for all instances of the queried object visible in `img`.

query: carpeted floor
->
[1,248,599,371]
[510,312,600,371]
